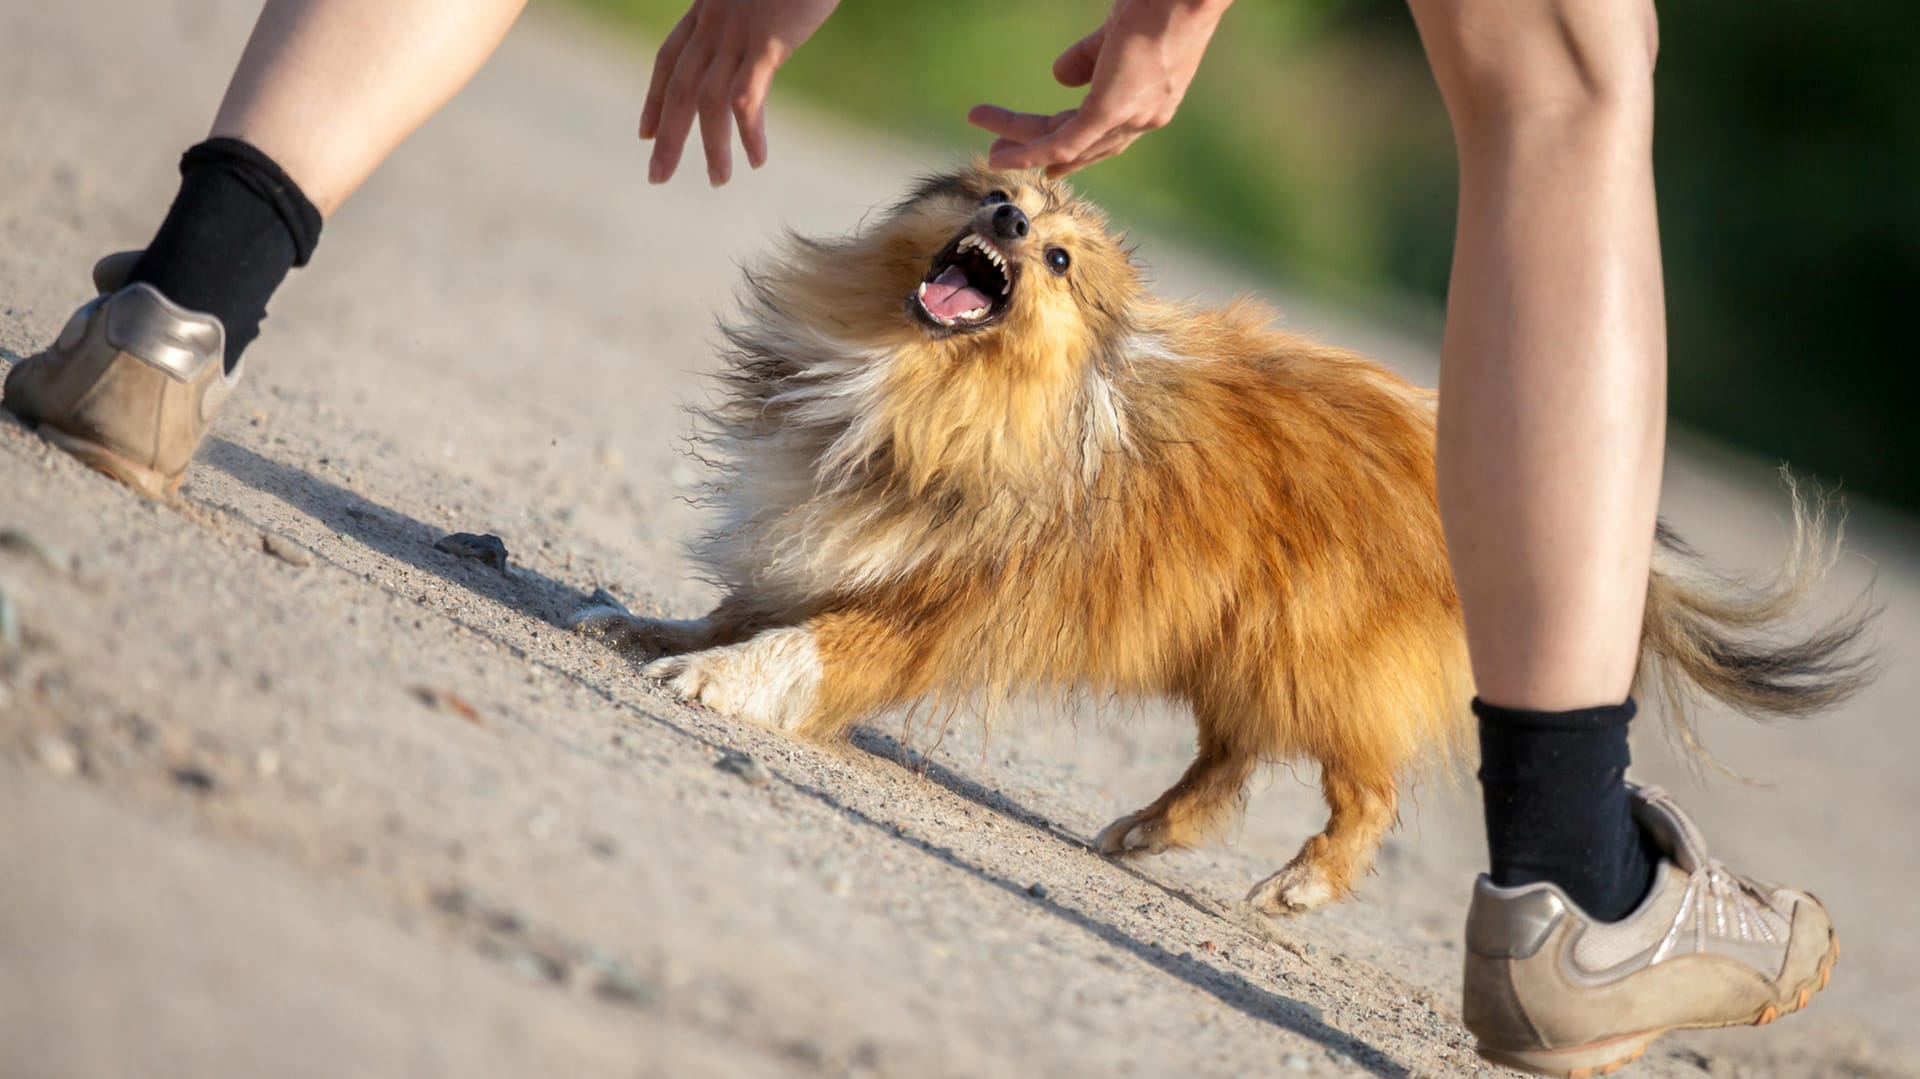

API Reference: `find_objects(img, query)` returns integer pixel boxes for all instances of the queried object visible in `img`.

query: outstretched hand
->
[641,0,841,186]
[967,0,1231,178]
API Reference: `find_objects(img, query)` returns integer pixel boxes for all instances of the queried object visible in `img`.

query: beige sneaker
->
[1462,785,1838,1077]
[3,254,234,499]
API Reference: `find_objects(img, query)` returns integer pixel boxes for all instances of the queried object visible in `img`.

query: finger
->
[967,105,1071,145]
[1044,130,1136,179]
[731,54,779,170]
[648,36,715,183]
[988,109,1113,171]
[640,9,698,139]
[1052,25,1108,88]
[697,58,740,185]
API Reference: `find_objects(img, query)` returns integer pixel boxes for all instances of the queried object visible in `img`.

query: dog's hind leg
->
[1096,705,1261,857]
[1247,758,1398,915]
[642,606,935,741]
[570,591,768,660]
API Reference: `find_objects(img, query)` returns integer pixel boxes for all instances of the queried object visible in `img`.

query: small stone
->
[0,590,17,649]
[483,908,526,936]
[254,748,282,778]
[433,532,509,572]
[169,766,218,794]
[35,734,80,776]
[0,529,66,573]
[261,531,312,567]
[714,750,770,786]
[502,948,566,984]
[1026,882,1050,899]
[584,951,658,1008]
[411,685,482,724]
[1283,1052,1310,1072]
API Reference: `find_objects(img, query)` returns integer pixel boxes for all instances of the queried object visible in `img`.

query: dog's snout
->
[988,202,1029,244]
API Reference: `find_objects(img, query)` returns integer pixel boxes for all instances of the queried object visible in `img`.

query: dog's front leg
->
[642,608,929,741]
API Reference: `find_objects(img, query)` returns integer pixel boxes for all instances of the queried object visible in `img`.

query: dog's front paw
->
[1094,810,1172,857]
[640,627,821,733]
[1247,855,1340,916]
[569,604,703,659]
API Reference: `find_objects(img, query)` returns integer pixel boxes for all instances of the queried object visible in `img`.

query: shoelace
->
[1652,859,1789,963]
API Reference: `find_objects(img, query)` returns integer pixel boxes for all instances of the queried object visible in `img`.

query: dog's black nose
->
[990,202,1030,243]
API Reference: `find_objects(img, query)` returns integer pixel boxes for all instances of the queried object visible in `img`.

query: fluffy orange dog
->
[575,164,1871,914]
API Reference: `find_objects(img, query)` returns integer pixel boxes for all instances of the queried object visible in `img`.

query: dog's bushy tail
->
[1637,472,1880,765]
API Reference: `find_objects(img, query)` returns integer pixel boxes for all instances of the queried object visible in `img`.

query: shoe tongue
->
[922,265,991,320]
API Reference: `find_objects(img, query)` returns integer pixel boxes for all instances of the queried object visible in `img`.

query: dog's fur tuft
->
[576,163,1877,914]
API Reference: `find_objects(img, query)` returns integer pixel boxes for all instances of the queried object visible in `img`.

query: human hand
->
[640,0,841,185]
[966,0,1231,178]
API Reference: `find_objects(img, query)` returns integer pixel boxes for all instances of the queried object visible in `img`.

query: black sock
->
[1475,697,1659,922]
[126,138,322,372]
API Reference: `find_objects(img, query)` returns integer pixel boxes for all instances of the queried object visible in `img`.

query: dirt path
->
[3,3,1915,1077]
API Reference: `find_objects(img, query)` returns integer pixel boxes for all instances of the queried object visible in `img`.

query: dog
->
[574,163,1874,914]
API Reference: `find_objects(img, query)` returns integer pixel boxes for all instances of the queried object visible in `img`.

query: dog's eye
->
[1045,247,1071,275]
[981,189,1010,206]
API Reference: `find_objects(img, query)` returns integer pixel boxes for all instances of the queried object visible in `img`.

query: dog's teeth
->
[1001,281,1010,295]
[917,281,927,297]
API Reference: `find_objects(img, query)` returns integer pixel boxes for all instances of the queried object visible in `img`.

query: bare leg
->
[211,0,530,216]
[1409,0,1665,710]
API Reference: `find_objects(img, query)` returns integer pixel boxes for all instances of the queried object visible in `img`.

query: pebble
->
[502,948,566,985]
[0,590,17,649]
[0,528,66,573]
[34,734,80,777]
[1026,882,1050,899]
[261,531,312,567]
[254,748,282,778]
[169,765,218,794]
[583,950,658,1008]
[1283,1052,1310,1072]
[434,532,509,572]
[714,750,770,786]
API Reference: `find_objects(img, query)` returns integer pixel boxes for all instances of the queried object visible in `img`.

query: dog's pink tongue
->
[922,265,991,320]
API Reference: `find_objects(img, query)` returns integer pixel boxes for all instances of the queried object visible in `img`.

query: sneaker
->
[1462,785,1838,1077]
[3,254,234,498]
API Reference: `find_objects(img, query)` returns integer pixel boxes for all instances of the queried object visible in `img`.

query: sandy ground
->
[2,3,1915,1077]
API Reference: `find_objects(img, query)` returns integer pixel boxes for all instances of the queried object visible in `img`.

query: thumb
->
[1052,25,1108,88]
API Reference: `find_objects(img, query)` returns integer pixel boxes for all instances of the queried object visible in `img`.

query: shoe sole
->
[1476,930,1840,1078]
[37,425,181,500]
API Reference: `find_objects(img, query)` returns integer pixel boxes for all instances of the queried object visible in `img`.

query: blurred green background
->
[576,0,1918,513]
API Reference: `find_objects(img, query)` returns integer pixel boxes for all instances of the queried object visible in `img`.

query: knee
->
[1418,0,1659,139]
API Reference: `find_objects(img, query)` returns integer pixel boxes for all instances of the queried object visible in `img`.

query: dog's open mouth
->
[912,230,1013,332]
